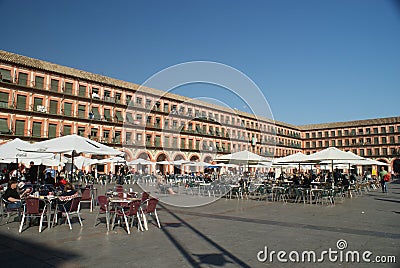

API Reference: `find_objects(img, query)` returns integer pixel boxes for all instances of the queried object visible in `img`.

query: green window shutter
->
[155,136,161,147]
[64,82,73,94]
[48,124,57,138]
[0,68,12,82]
[63,103,72,116]
[79,85,86,97]
[104,109,111,121]
[50,79,59,92]
[196,140,200,150]
[91,107,100,120]
[115,110,123,122]
[34,98,43,111]
[32,122,42,137]
[78,104,86,118]
[63,125,71,135]
[15,120,25,136]
[0,92,9,108]
[17,95,27,110]
[35,76,44,89]
[126,113,134,123]
[0,118,10,134]
[18,73,28,86]
[49,100,58,114]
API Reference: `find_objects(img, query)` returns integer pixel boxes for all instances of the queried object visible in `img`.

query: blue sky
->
[0,0,399,125]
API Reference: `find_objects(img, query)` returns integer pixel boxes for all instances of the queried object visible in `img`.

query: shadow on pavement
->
[159,204,251,267]
[0,232,80,267]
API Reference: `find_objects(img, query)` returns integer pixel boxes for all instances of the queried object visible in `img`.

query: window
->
[137,133,142,142]
[305,142,310,148]
[145,99,151,109]
[373,128,378,134]
[164,136,170,147]
[381,127,386,134]
[136,97,142,105]
[146,134,152,146]
[331,140,336,147]
[32,122,42,137]
[359,149,364,156]
[0,118,9,134]
[63,103,72,116]
[155,136,161,147]
[337,130,342,136]
[374,137,379,144]
[35,76,44,89]
[115,110,123,122]
[15,120,25,136]
[115,93,121,104]
[318,141,322,147]
[104,109,112,121]
[317,132,322,138]
[78,85,86,97]
[0,92,9,108]
[48,124,57,138]
[64,82,73,94]
[374,148,380,156]
[78,127,85,137]
[91,107,100,120]
[163,103,169,113]
[17,95,27,110]
[382,148,387,155]
[33,97,43,112]
[50,79,59,92]
[125,132,131,143]
[0,68,12,82]
[338,140,342,146]
[389,126,394,133]
[382,137,387,144]
[180,138,186,149]
[126,95,132,105]
[114,131,121,143]
[305,133,310,139]
[103,130,110,140]
[324,131,329,137]
[330,131,336,137]
[173,137,178,147]
[63,125,71,136]
[344,130,349,136]
[78,104,86,118]
[18,72,28,86]
[91,128,98,139]
[367,149,372,156]
[146,116,152,125]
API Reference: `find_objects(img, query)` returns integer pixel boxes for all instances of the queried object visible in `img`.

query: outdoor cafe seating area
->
[0,181,162,235]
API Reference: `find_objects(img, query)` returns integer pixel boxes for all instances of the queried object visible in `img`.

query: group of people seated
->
[2,178,78,211]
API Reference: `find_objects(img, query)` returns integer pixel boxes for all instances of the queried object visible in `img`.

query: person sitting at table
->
[156,172,176,195]
[57,182,79,211]
[3,179,30,209]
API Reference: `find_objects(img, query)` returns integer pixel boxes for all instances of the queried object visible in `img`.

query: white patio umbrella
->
[127,158,155,166]
[0,138,54,163]
[99,156,126,164]
[70,156,100,169]
[273,152,309,164]
[156,160,173,165]
[304,147,365,172]
[17,135,123,179]
[216,150,269,164]
[172,159,190,165]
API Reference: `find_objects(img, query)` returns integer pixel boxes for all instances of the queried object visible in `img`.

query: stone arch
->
[392,158,400,174]
[172,153,186,174]
[121,149,134,162]
[155,153,169,174]
[189,154,200,161]
[203,155,213,163]
[136,151,152,160]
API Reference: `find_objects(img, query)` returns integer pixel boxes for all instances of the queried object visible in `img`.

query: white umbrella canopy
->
[18,134,123,156]
[127,158,155,166]
[156,160,172,165]
[98,156,126,164]
[184,161,210,167]
[172,159,190,165]
[273,152,309,164]
[70,156,99,169]
[304,147,365,162]
[0,138,54,162]
[216,150,269,164]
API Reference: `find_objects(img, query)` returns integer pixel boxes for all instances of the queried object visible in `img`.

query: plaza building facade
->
[0,50,398,173]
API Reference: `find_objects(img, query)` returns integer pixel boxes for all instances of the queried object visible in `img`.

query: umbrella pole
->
[71,150,75,182]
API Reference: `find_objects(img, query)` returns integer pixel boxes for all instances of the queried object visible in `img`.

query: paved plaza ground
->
[1,180,399,268]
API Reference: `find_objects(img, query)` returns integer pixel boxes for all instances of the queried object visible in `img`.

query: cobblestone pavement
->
[1,180,399,268]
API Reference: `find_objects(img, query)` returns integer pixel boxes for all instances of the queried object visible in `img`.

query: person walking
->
[379,167,388,193]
